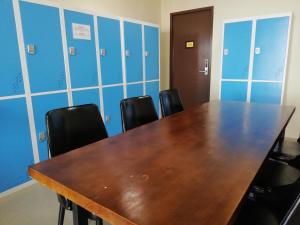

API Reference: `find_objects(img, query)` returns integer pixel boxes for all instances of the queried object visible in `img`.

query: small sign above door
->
[185,41,194,48]
[72,23,91,40]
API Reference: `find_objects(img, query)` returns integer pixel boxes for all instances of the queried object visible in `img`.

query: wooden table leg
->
[72,202,89,225]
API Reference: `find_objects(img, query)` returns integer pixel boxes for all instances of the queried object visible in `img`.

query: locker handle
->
[100,49,106,56]
[125,50,130,57]
[27,44,36,55]
[105,115,111,123]
[145,51,150,57]
[69,47,76,56]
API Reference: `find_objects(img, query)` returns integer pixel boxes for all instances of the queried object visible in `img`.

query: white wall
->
[160,0,300,138]
[26,0,161,24]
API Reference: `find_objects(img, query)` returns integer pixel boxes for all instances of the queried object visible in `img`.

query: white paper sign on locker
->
[72,23,91,40]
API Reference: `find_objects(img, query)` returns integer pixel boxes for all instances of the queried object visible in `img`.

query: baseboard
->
[0,180,37,198]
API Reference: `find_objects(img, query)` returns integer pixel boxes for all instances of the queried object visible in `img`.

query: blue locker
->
[221,81,248,102]
[252,17,289,81]
[0,98,34,192]
[127,83,144,98]
[146,81,159,114]
[0,0,24,97]
[72,89,100,109]
[102,86,124,136]
[32,93,68,161]
[97,17,123,85]
[222,21,252,79]
[20,2,66,93]
[250,82,282,104]
[64,10,98,88]
[124,21,143,83]
[144,25,159,81]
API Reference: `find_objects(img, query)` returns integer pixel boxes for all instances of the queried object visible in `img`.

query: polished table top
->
[29,101,295,225]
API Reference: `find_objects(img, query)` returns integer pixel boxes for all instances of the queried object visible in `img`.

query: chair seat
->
[254,159,300,188]
[234,200,280,225]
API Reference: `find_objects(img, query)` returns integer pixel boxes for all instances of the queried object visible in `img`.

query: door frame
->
[170,6,214,93]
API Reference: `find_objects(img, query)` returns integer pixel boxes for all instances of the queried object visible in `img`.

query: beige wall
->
[161,0,300,138]
[30,0,161,24]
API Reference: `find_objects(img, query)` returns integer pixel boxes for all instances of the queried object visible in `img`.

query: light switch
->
[224,49,229,56]
[69,47,76,56]
[39,132,46,142]
[27,44,36,55]
[255,47,261,55]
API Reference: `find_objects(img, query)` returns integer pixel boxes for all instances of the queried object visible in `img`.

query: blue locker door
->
[221,81,248,102]
[252,17,290,81]
[146,81,159,114]
[222,21,253,79]
[97,17,123,85]
[250,82,282,104]
[127,83,144,98]
[124,21,143,83]
[0,0,24,97]
[32,93,68,161]
[102,86,124,136]
[64,10,98,88]
[20,2,66,93]
[144,25,159,81]
[0,98,34,192]
[72,89,100,110]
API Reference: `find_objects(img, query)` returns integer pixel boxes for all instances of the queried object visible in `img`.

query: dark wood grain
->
[28,101,295,225]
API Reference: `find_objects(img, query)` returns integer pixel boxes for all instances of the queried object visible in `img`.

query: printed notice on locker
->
[72,23,91,40]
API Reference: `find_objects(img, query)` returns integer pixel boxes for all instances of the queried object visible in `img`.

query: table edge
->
[28,167,138,225]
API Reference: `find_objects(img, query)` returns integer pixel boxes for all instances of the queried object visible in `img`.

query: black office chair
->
[120,96,158,132]
[46,104,108,225]
[234,177,300,225]
[247,134,300,209]
[159,89,184,117]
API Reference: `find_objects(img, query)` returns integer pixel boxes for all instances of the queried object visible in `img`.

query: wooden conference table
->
[28,101,295,225]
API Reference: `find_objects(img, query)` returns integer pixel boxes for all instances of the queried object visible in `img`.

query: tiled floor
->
[0,183,109,225]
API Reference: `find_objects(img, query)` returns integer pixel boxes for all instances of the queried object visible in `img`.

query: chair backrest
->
[120,96,158,132]
[159,89,184,117]
[46,104,108,157]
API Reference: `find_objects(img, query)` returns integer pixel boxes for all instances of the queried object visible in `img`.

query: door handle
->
[199,59,209,76]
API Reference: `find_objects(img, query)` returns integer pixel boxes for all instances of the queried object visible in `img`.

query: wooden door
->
[170,7,213,109]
